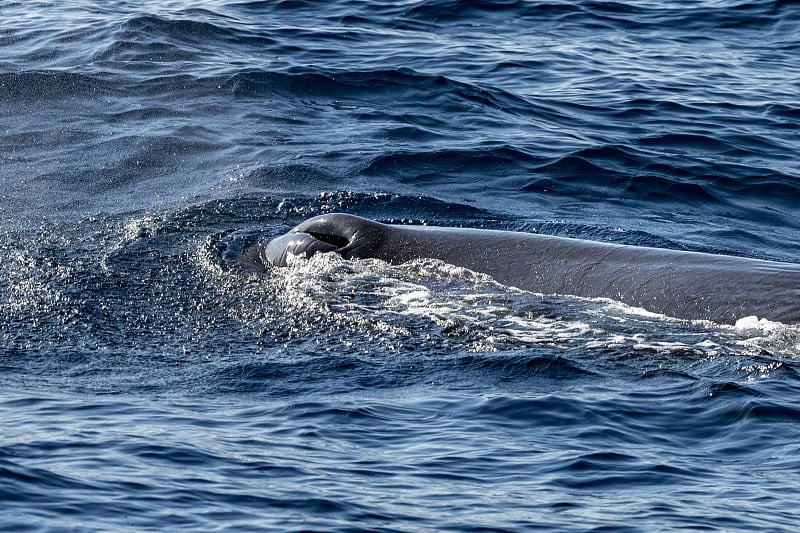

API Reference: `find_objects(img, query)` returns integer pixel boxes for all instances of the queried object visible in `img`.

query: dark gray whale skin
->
[247,213,800,325]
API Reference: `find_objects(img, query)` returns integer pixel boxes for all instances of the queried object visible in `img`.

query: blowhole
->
[308,232,350,249]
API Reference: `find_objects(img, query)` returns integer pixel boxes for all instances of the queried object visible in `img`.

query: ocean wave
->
[222,67,533,115]
[362,145,542,179]
[397,0,800,33]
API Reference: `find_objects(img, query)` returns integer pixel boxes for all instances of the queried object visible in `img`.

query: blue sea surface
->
[2,1,800,531]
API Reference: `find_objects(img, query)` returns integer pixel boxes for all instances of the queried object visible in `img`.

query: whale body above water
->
[246,213,800,325]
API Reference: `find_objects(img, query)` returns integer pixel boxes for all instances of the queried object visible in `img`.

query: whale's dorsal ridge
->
[250,213,800,325]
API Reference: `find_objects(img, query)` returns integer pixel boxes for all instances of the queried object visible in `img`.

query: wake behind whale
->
[246,213,800,326]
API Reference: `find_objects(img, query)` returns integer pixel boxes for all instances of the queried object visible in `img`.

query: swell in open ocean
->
[2,1,800,531]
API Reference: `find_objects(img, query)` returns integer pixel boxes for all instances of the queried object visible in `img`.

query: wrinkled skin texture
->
[248,213,800,325]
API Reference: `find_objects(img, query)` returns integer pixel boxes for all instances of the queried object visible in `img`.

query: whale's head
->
[258,213,389,267]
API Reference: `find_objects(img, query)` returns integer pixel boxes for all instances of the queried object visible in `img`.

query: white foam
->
[199,248,800,359]
[734,315,784,332]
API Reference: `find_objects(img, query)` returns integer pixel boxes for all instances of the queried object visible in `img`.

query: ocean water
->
[2,1,800,531]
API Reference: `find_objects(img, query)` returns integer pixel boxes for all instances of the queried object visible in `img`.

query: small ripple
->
[0,71,112,101]
[637,132,735,153]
